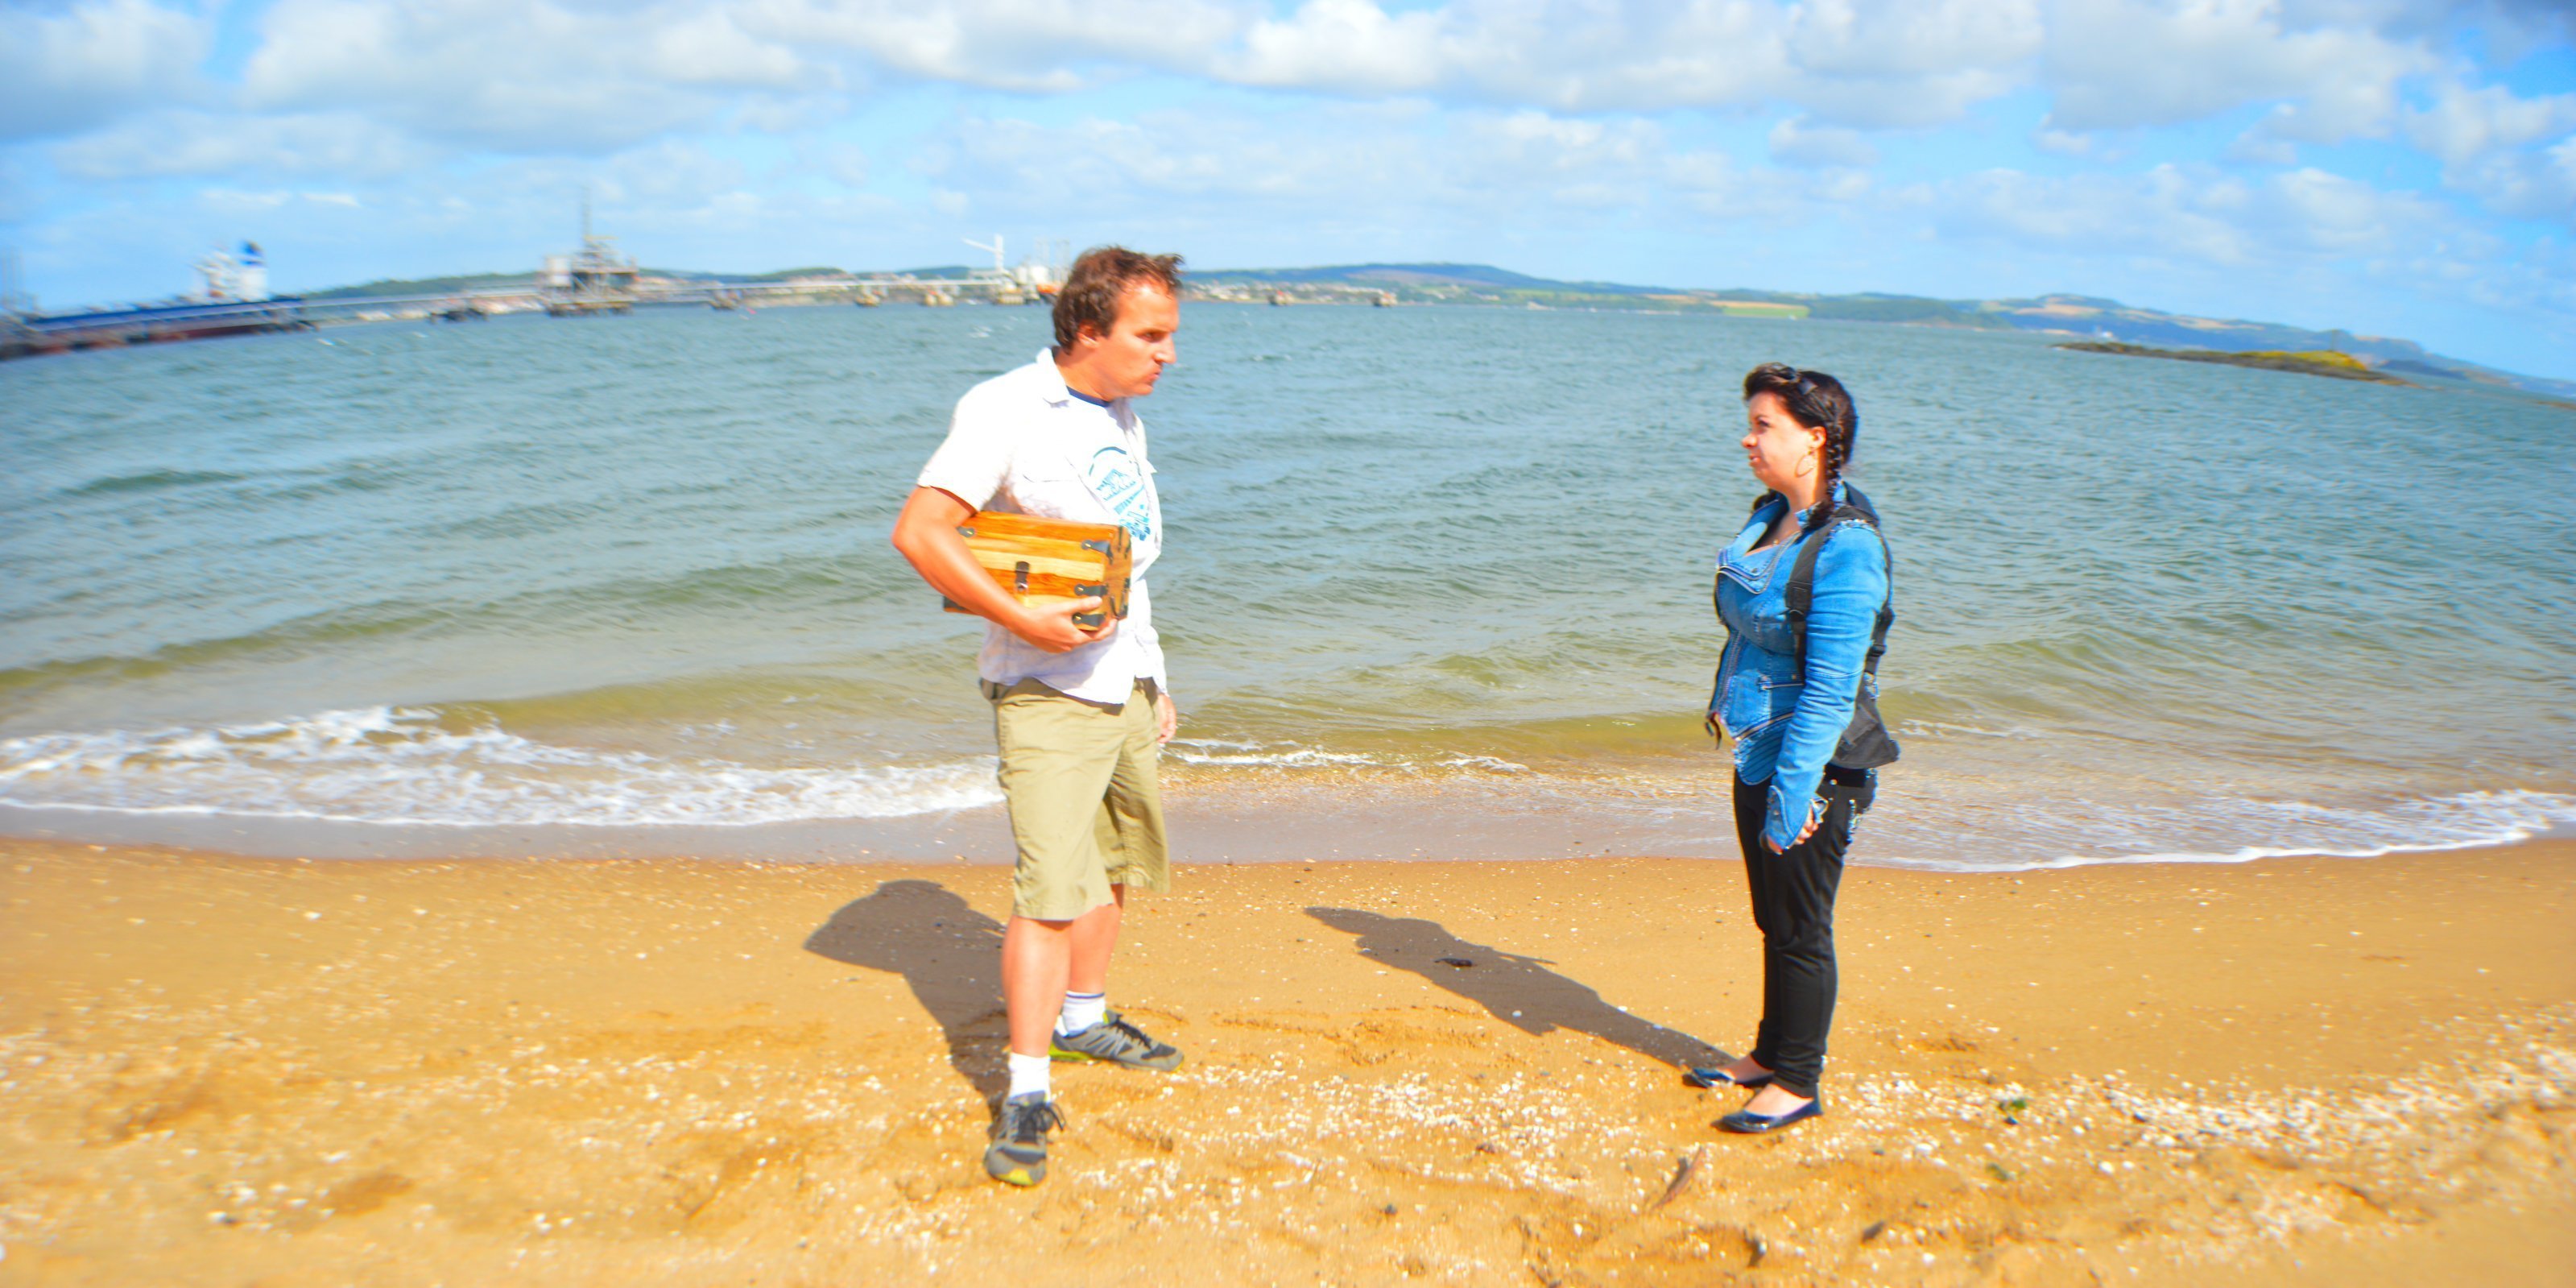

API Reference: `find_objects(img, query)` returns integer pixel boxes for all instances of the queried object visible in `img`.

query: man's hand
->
[894,487,1119,651]
[1153,690,1178,743]
[1010,598,1117,653]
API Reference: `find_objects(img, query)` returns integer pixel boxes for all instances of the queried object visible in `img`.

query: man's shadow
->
[1306,907,1726,1071]
[804,880,1006,1100]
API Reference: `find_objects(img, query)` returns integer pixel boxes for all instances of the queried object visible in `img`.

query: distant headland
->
[1184,263,2572,400]
[2052,342,2415,386]
[289,259,2570,401]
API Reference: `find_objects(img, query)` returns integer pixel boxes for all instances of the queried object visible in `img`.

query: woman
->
[1692,362,1897,1134]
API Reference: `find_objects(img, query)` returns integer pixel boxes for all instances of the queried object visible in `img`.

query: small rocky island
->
[2056,341,2413,385]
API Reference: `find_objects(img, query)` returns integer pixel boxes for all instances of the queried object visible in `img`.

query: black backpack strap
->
[1787,510,1895,676]
[1784,519,1833,670]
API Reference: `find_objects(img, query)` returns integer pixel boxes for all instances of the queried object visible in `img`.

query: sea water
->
[4,304,2571,870]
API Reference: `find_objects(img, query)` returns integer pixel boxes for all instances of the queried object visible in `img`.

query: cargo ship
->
[2,242,308,360]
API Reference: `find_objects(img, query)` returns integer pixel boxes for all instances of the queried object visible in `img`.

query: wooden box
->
[941,511,1131,627]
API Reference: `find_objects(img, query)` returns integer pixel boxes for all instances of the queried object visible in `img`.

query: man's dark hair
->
[1052,246,1184,352]
[1743,362,1860,521]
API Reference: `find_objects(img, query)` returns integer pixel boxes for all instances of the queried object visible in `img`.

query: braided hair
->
[1742,362,1859,529]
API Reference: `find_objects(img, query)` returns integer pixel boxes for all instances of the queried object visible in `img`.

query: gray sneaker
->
[1048,1010,1185,1071]
[982,1093,1063,1187]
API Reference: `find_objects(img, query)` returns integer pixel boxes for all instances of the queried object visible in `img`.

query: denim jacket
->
[1709,481,1891,850]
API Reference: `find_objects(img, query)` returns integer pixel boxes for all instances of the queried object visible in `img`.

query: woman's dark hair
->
[1743,362,1859,524]
[1052,246,1184,352]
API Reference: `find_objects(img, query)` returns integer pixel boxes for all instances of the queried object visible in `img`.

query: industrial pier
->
[3,217,1073,362]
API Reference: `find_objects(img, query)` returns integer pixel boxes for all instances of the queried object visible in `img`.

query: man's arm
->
[890,487,1112,654]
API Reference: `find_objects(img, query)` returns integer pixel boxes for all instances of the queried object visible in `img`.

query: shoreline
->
[6,781,2571,872]
[3,838,2570,1285]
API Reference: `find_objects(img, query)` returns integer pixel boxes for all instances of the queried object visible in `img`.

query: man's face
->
[1078,283,1180,400]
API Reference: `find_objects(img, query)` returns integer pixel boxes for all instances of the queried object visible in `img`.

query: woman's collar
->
[1789,479,1847,526]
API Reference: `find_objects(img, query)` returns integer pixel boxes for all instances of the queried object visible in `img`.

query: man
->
[889,246,1187,1188]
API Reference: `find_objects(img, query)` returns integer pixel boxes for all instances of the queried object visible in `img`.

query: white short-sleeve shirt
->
[916,352,1168,705]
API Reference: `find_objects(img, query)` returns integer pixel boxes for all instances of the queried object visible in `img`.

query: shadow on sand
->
[1305,906,1726,1071]
[804,879,1006,1100]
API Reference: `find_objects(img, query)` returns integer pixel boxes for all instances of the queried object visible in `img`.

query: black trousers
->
[1731,768,1871,1098]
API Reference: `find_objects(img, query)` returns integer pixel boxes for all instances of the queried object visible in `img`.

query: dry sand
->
[2,838,2570,1286]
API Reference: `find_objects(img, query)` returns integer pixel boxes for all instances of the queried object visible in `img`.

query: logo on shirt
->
[1086,446,1155,545]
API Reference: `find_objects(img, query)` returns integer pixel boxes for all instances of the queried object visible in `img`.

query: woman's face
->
[1741,391,1823,494]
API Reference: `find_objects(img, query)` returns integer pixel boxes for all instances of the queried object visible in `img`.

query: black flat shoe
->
[1717,1097,1823,1134]
[1685,1066,1775,1090]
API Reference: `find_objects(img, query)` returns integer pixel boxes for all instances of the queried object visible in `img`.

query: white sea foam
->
[1896,719,2041,741]
[1169,745,1382,768]
[0,706,1001,827]
[1863,789,2576,872]
[4,709,2568,868]
[1166,743,1530,773]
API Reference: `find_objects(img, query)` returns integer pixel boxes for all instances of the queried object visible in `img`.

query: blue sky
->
[4,0,2572,378]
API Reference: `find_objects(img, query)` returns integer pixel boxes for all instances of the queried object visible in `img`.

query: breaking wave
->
[0,706,1003,827]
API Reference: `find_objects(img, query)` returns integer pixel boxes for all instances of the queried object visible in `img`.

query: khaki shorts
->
[984,678,1169,921]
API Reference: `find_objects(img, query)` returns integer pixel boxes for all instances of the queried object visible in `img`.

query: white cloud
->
[201,188,296,212]
[578,141,753,211]
[2042,0,2433,137]
[2223,131,2298,166]
[734,94,852,135]
[1665,145,1862,217]
[1769,116,1879,168]
[52,110,437,180]
[1209,0,2038,122]
[2032,126,2096,156]
[241,0,826,153]
[1222,0,1455,96]
[1783,0,2041,126]
[2409,82,2576,168]
[646,6,810,87]
[1471,111,1664,177]
[1922,162,2454,267]
[932,110,1415,210]
[17,0,2537,177]
[745,0,1243,93]
[917,101,1852,238]
[801,141,870,189]
[2404,81,2576,225]
[0,0,209,143]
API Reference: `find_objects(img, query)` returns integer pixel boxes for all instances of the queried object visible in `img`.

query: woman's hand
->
[1765,801,1822,854]
[1154,690,1178,743]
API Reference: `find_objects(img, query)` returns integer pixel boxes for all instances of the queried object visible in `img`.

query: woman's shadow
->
[1305,907,1726,1071]
[804,880,1007,1099]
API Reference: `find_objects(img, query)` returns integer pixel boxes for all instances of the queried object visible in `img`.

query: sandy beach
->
[2,838,2570,1286]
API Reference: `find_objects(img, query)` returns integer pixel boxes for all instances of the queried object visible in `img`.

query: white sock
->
[1057,991,1106,1036]
[1006,1051,1050,1101]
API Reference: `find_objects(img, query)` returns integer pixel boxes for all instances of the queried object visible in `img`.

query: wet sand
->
[1,838,2570,1286]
